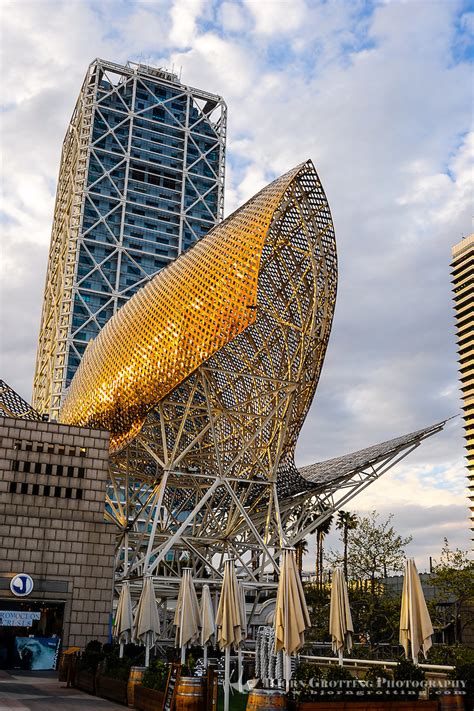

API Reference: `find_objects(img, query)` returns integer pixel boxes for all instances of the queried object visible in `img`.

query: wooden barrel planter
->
[96,673,129,705]
[128,666,146,707]
[175,677,206,711]
[438,694,466,710]
[247,689,287,711]
[134,685,165,711]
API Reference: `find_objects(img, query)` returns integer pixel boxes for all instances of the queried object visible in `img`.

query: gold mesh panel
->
[60,164,304,451]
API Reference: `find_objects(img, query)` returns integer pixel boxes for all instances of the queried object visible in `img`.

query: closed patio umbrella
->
[113,581,133,658]
[174,568,201,665]
[216,557,244,711]
[329,568,354,666]
[400,558,434,662]
[274,548,311,689]
[134,576,161,667]
[200,584,215,667]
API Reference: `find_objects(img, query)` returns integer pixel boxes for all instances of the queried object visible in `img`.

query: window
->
[32,484,39,496]
[56,465,63,476]
[78,467,85,479]
[45,464,53,475]
[9,482,16,493]
[54,486,61,497]
[21,483,28,494]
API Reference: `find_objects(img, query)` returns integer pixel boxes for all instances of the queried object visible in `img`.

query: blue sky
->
[0,0,472,568]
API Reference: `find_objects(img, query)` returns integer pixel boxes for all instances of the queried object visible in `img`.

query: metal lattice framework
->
[0,380,42,421]
[58,160,446,610]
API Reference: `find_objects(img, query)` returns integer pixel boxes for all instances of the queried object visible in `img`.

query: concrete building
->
[451,234,474,533]
[33,58,226,419]
[0,412,114,668]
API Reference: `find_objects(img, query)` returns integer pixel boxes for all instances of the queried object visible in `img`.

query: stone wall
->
[0,416,115,648]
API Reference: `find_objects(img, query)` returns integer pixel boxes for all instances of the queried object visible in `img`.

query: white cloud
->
[169,0,206,47]
[243,0,306,35]
[219,1,248,32]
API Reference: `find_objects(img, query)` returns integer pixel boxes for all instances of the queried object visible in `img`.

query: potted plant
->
[392,658,426,701]
[134,658,169,711]
[363,664,393,701]
[96,646,133,705]
[448,658,473,709]
[75,640,103,695]
[290,660,439,710]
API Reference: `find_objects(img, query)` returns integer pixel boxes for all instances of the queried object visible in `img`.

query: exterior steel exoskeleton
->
[33,59,226,419]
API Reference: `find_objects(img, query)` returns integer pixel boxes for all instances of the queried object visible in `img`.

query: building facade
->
[0,415,114,666]
[33,58,226,419]
[451,234,474,533]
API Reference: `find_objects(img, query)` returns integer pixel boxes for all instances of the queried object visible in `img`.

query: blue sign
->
[15,637,61,670]
[10,574,34,597]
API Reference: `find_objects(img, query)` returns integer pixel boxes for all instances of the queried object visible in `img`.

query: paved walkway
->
[0,670,126,710]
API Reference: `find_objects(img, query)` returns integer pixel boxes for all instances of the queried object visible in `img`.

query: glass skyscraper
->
[33,58,226,418]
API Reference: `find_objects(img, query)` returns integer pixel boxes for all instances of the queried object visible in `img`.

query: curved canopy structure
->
[60,160,337,459]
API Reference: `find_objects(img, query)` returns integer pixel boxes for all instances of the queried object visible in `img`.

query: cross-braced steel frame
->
[33,58,226,420]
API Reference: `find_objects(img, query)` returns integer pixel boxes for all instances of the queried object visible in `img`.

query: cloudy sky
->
[1,0,472,569]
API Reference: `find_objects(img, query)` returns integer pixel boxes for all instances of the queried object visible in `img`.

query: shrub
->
[291,662,323,701]
[325,664,354,683]
[142,658,169,692]
[103,651,134,681]
[77,640,104,674]
[364,664,392,687]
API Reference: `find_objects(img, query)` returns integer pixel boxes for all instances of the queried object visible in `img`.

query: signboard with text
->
[0,610,41,627]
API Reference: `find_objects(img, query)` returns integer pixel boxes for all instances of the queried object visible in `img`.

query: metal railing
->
[242,650,454,674]
[300,654,454,673]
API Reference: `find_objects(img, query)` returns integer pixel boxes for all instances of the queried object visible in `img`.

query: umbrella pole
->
[285,653,291,692]
[338,649,343,667]
[145,643,150,668]
[119,641,124,659]
[224,646,230,711]
[203,644,208,668]
[181,645,186,665]
[238,648,243,693]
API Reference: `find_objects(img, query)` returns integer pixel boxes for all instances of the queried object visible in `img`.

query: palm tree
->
[295,539,308,577]
[315,514,333,588]
[335,510,358,580]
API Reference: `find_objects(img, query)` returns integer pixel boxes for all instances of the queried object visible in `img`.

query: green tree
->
[335,510,358,579]
[430,538,474,643]
[329,511,412,595]
[295,538,308,576]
